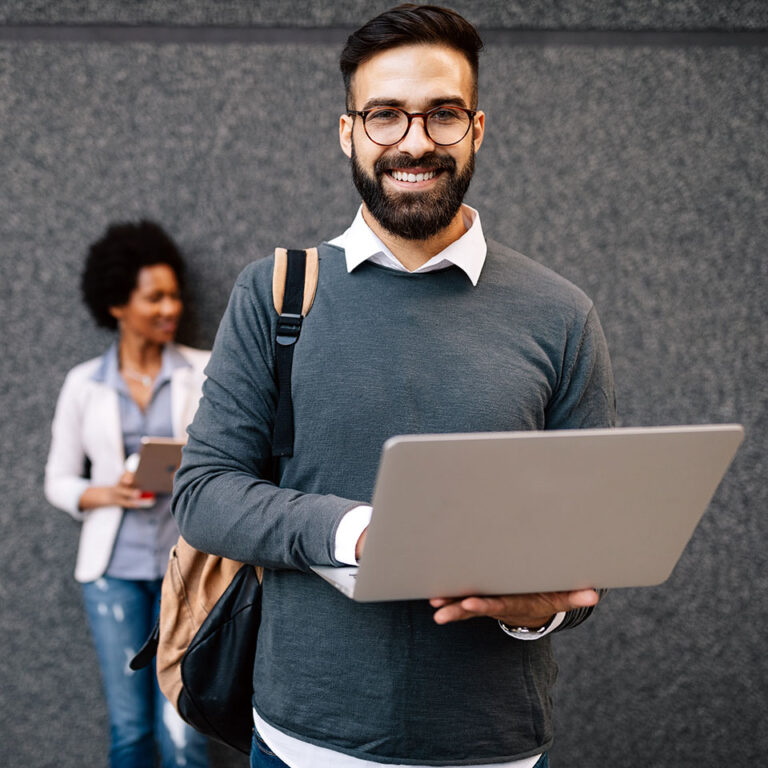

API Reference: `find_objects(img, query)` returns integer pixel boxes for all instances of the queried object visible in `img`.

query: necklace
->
[122,369,154,387]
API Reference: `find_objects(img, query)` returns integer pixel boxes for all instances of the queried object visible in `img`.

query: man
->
[173,4,615,767]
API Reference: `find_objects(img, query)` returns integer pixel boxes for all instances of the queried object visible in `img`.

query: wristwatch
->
[498,615,555,637]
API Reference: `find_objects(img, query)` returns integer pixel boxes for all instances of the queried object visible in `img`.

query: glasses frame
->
[347,105,478,147]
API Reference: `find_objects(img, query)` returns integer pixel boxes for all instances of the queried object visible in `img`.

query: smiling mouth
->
[387,169,441,183]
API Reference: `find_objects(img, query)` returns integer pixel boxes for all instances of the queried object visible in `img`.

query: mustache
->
[374,153,456,175]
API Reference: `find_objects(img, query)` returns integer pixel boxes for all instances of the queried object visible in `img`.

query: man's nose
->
[396,116,436,158]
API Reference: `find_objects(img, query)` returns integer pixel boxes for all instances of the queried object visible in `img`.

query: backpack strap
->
[130,617,159,670]
[271,247,319,457]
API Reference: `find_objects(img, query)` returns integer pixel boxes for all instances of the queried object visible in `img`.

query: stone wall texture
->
[1,3,766,767]
[2,1,768,29]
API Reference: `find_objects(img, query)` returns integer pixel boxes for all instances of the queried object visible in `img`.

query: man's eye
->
[431,109,462,123]
[368,109,402,123]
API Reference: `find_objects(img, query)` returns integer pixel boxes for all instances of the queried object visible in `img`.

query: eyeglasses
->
[347,105,477,147]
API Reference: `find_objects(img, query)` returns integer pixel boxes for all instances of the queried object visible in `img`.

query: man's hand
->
[354,527,368,562]
[355,524,599,627]
[429,589,600,627]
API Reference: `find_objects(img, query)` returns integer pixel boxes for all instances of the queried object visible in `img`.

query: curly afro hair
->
[81,220,186,330]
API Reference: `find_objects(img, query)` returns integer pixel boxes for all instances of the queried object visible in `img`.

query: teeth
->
[391,170,436,182]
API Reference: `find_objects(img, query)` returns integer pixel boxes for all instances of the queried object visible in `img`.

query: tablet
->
[132,437,186,494]
[311,424,744,601]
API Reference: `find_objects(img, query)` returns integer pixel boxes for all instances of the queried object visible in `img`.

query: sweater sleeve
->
[172,264,360,570]
[546,303,616,632]
[546,304,616,431]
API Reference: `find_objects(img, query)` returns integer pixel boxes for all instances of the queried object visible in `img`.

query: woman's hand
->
[77,471,149,510]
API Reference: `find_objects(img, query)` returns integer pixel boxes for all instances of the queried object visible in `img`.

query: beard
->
[350,142,475,240]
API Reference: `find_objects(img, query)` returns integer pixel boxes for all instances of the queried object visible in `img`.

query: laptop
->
[311,424,744,601]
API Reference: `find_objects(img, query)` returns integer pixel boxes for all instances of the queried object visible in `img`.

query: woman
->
[45,220,210,768]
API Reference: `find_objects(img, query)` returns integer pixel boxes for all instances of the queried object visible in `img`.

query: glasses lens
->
[426,108,472,145]
[364,108,409,145]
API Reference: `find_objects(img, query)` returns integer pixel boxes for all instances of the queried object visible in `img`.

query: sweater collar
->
[329,204,486,286]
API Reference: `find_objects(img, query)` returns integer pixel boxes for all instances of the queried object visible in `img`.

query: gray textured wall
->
[1,3,766,767]
[3,1,768,29]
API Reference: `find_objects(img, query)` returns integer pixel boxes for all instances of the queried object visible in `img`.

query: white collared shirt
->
[330,202,487,286]
[254,206,555,768]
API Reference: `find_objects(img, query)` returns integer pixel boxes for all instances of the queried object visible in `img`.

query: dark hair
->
[340,4,483,108]
[81,220,185,330]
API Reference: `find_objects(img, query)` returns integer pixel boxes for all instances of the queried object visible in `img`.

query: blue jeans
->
[82,576,209,768]
[250,729,290,767]
[249,728,549,768]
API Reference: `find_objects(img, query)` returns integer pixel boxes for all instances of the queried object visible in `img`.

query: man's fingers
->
[432,601,475,624]
[432,596,515,624]
[568,589,600,608]
[429,597,456,608]
[459,596,507,614]
[431,589,601,625]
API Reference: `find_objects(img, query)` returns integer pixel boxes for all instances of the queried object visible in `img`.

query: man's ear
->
[339,113,354,159]
[472,110,485,153]
[109,305,124,322]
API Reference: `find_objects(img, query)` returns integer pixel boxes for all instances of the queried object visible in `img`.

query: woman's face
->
[109,264,183,345]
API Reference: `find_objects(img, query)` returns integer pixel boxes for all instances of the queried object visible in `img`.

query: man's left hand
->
[429,589,600,627]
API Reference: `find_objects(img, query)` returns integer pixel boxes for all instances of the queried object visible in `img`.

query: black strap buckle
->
[276,313,303,346]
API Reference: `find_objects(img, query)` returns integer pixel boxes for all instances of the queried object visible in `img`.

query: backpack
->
[130,247,319,754]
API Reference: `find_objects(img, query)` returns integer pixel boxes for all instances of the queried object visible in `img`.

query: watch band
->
[498,615,555,636]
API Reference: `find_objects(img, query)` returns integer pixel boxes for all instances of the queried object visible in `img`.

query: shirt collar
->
[328,203,487,286]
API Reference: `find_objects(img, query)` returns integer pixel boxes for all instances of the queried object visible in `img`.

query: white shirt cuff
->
[499,611,566,640]
[334,505,373,565]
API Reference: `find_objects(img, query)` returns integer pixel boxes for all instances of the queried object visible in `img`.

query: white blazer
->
[44,344,210,583]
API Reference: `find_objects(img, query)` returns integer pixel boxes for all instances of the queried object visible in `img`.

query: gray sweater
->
[173,240,616,765]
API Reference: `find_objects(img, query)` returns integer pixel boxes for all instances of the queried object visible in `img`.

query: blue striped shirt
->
[92,343,189,580]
